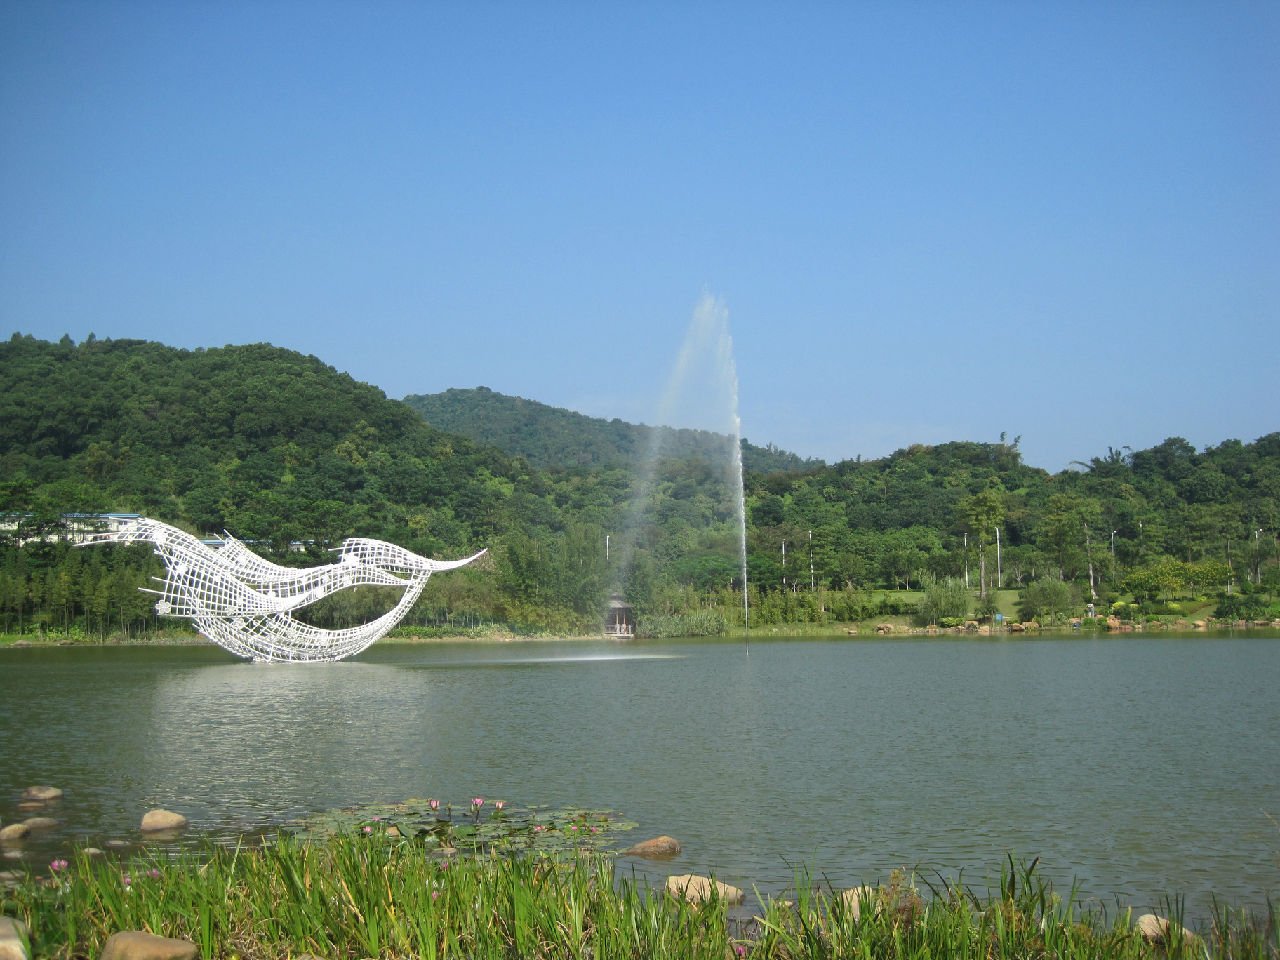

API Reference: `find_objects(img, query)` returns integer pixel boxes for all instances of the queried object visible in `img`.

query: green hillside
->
[402,386,821,474]
[3,333,1278,640]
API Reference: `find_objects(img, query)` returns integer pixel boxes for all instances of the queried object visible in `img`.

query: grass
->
[4,839,1275,960]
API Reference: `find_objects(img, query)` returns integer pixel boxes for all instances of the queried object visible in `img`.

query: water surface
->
[2,634,1277,917]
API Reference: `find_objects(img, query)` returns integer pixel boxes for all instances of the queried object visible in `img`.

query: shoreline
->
[3,620,1278,650]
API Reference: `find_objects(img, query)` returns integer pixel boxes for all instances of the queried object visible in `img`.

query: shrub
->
[916,578,969,625]
[1017,579,1076,622]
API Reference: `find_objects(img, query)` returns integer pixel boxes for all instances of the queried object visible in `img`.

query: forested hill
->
[0,334,514,556]
[402,386,822,474]
[3,333,1278,638]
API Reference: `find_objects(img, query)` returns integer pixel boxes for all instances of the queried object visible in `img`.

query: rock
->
[20,818,56,831]
[82,847,104,857]
[840,885,878,921]
[0,916,30,960]
[666,874,744,905]
[0,825,29,842]
[98,931,198,960]
[140,809,188,832]
[21,786,62,802]
[1135,913,1195,945]
[385,825,401,838]
[875,622,895,634]
[622,835,682,858]
[1021,621,1039,631]
[106,839,131,849]
[1009,621,1025,633]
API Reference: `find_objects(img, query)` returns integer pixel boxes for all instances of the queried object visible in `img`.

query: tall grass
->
[4,840,1276,960]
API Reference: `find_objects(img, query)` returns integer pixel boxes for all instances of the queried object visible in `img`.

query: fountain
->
[610,293,749,645]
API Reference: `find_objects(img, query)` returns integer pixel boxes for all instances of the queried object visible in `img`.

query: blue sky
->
[2,1,1276,471]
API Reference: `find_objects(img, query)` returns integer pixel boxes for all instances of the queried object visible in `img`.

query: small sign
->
[994,613,1004,622]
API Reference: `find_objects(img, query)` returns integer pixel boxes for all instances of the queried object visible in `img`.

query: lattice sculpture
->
[82,517,486,662]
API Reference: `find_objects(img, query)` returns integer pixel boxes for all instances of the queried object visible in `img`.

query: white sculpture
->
[83,517,485,662]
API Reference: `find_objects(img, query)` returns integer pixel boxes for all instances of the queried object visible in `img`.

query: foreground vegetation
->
[4,834,1275,960]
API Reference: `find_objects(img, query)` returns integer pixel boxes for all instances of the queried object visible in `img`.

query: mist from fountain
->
[609,293,748,643]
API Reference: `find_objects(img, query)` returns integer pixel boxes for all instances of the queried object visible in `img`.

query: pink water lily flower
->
[49,858,68,872]
[472,797,484,808]
[494,800,505,811]
[428,799,440,811]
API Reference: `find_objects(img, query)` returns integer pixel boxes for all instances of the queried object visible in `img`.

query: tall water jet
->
[609,293,749,646]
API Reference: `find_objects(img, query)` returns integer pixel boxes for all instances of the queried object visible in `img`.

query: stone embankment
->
[853,617,1280,637]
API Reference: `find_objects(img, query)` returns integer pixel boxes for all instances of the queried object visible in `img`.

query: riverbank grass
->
[4,837,1275,960]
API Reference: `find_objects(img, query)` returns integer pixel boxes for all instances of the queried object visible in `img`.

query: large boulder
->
[0,917,30,960]
[20,818,57,831]
[665,874,744,905]
[840,885,878,921]
[98,931,197,960]
[1135,913,1195,945]
[21,786,62,802]
[140,810,188,832]
[622,835,681,858]
[0,825,29,842]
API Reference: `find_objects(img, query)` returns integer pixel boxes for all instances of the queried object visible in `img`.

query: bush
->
[916,578,969,626]
[636,610,727,638]
[1017,579,1076,622]
[1214,593,1269,620]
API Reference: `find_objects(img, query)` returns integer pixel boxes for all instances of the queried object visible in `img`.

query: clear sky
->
[2,1,1276,471]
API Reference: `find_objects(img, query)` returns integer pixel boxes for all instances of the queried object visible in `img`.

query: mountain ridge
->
[402,386,823,474]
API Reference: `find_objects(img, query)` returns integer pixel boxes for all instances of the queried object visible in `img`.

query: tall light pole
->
[995,526,1002,590]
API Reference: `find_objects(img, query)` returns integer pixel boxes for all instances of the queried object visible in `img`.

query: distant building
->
[605,594,634,637]
[0,512,141,546]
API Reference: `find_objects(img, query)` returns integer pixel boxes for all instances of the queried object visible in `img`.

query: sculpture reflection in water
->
[83,517,485,662]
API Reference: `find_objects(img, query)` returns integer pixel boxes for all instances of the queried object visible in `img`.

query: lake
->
[1,633,1277,918]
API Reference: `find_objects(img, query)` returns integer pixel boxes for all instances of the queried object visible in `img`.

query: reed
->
[3,840,1275,960]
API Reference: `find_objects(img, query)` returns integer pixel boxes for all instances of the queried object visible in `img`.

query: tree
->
[1017,580,1076,622]
[957,485,1005,598]
[917,578,969,625]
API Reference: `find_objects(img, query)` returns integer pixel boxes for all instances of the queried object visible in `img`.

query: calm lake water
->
[2,634,1278,918]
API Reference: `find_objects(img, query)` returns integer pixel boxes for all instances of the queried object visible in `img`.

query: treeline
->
[2,333,1277,639]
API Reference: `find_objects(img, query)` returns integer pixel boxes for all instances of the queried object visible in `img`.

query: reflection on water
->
[1,635,1278,918]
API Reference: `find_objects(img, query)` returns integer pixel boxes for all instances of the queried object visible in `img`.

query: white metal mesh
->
[81,517,485,662]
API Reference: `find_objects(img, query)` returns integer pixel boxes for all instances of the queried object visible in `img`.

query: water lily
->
[146,868,161,879]
[471,797,484,808]
[428,798,440,811]
[494,800,504,811]
[49,858,68,872]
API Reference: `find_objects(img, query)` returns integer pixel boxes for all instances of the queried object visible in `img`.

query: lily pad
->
[290,799,636,859]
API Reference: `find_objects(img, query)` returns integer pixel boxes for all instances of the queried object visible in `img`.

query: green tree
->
[957,485,1005,598]
[1017,579,1076,622]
